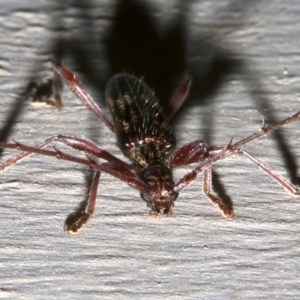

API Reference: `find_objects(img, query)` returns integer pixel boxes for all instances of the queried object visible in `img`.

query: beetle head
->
[140,165,178,215]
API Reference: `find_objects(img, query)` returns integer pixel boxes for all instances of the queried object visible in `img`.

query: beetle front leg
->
[171,140,209,167]
[171,140,226,168]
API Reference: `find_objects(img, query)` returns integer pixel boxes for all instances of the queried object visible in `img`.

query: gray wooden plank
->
[0,0,300,299]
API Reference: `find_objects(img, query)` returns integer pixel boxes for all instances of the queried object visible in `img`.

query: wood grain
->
[0,0,300,299]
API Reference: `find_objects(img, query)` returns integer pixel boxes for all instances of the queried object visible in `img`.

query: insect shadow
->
[1,0,299,230]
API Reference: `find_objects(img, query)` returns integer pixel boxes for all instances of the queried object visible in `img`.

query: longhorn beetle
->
[1,63,300,233]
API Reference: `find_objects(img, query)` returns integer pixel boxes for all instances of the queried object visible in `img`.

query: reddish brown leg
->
[238,149,300,195]
[201,147,300,217]
[172,140,233,216]
[171,140,226,168]
[0,140,148,192]
[175,110,300,192]
[165,74,192,120]
[171,140,209,167]
[54,63,114,131]
[1,135,134,177]
[203,167,234,218]
[65,171,101,233]
[54,135,134,177]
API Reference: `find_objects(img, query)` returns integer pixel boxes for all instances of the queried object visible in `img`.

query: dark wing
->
[105,74,176,157]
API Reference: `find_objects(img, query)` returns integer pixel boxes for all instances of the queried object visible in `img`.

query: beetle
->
[1,63,300,233]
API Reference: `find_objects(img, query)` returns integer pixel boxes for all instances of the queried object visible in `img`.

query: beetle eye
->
[145,180,155,187]
[140,192,150,203]
[171,191,179,202]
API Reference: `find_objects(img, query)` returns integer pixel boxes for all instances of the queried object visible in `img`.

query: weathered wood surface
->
[0,0,300,299]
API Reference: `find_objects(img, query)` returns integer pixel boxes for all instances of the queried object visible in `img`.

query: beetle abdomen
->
[105,74,176,165]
